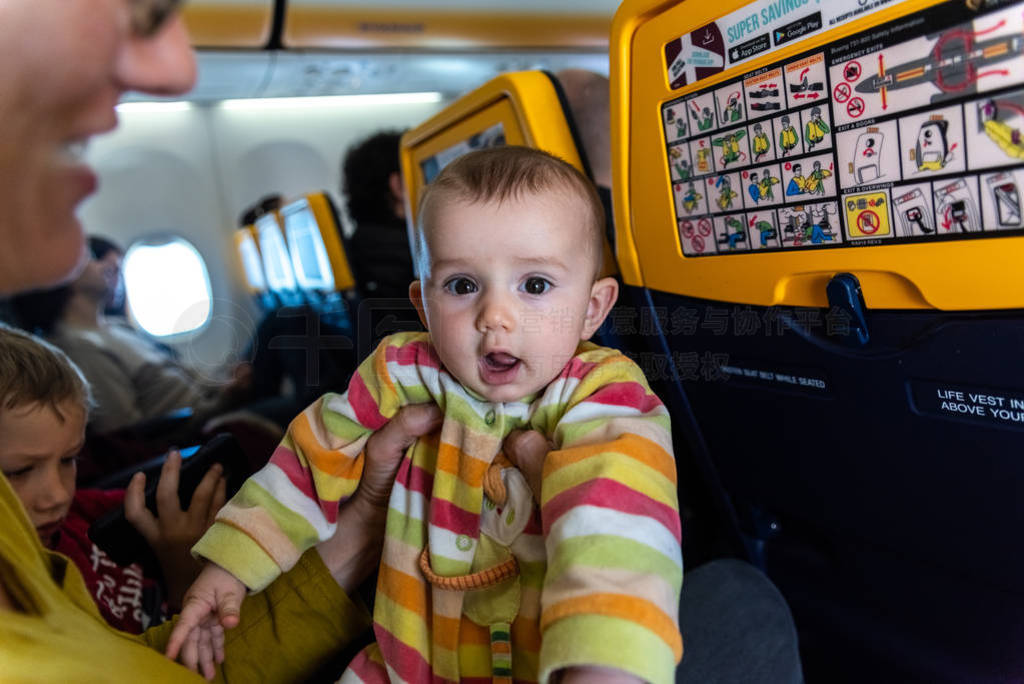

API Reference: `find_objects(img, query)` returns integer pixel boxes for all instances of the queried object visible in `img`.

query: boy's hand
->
[165,563,246,679]
[124,450,227,607]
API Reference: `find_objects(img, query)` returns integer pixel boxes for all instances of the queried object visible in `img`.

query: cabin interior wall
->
[78,98,446,379]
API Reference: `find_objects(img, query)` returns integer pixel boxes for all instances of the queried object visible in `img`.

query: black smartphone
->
[88,433,247,569]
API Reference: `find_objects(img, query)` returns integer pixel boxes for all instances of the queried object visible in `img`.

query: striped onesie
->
[194,332,682,683]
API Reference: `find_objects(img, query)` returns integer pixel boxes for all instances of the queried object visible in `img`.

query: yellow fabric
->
[0,472,370,683]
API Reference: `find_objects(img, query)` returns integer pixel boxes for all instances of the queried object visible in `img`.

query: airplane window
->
[122,237,213,337]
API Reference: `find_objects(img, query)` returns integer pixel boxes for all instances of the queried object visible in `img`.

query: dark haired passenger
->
[341,130,415,302]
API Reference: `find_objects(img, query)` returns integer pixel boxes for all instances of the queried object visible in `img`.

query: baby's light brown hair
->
[415,146,607,278]
[0,324,92,422]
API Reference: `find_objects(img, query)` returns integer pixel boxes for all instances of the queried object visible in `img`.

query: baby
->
[171,147,682,683]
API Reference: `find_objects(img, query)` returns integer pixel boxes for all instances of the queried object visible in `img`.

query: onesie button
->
[456,535,474,552]
[484,409,496,426]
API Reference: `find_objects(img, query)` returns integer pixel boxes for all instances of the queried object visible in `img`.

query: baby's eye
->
[522,277,552,295]
[444,277,478,295]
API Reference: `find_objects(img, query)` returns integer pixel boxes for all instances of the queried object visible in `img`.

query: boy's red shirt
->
[50,489,165,633]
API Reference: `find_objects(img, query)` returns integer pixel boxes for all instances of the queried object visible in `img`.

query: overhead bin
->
[284,0,621,49]
[183,0,275,48]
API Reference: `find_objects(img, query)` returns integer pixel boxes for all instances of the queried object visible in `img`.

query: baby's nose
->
[476,293,515,333]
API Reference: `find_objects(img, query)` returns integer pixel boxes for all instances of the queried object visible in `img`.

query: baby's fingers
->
[198,625,217,681]
[166,598,213,660]
[212,622,226,665]
[180,625,200,674]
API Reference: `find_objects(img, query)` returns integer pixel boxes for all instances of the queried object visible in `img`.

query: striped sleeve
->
[536,346,682,684]
[193,332,438,591]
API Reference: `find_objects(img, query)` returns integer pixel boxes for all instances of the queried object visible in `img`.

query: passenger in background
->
[341,130,423,353]
[341,130,415,301]
[237,193,284,230]
[0,324,225,631]
[11,236,253,435]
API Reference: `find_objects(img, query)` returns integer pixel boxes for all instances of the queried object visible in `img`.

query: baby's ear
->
[408,280,429,329]
[580,277,619,340]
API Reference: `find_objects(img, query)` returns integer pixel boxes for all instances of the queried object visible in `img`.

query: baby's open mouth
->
[483,352,520,372]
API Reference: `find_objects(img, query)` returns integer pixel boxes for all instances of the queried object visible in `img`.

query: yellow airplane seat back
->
[612,0,1024,310]
[612,0,1024,679]
[400,70,618,278]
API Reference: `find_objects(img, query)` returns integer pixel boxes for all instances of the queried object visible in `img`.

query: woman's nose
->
[115,13,197,98]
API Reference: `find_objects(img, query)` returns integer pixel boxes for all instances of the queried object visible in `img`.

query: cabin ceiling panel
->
[284,0,622,49]
[122,52,275,103]
[259,51,609,99]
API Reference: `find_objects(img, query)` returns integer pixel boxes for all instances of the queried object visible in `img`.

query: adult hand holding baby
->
[166,403,444,679]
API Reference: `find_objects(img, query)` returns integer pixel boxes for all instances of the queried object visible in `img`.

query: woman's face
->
[0,0,195,295]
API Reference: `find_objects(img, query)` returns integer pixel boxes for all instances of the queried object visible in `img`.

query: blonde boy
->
[0,324,224,632]
[0,325,92,548]
[174,147,683,683]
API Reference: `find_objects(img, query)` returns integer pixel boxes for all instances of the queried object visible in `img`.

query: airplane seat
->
[280,191,356,331]
[398,70,639,348]
[255,208,306,309]
[77,408,195,487]
[234,224,279,312]
[250,191,361,398]
[613,0,1024,678]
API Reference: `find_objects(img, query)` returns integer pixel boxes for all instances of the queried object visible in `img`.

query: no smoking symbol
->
[847,97,865,118]
[834,82,851,103]
[857,209,880,234]
[697,218,712,236]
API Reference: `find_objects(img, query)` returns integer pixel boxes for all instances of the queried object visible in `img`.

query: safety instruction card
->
[661,0,1024,256]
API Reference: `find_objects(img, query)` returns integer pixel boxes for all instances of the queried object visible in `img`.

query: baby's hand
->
[165,563,246,680]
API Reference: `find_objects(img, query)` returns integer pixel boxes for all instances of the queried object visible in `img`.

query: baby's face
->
[415,191,608,403]
[0,401,84,546]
